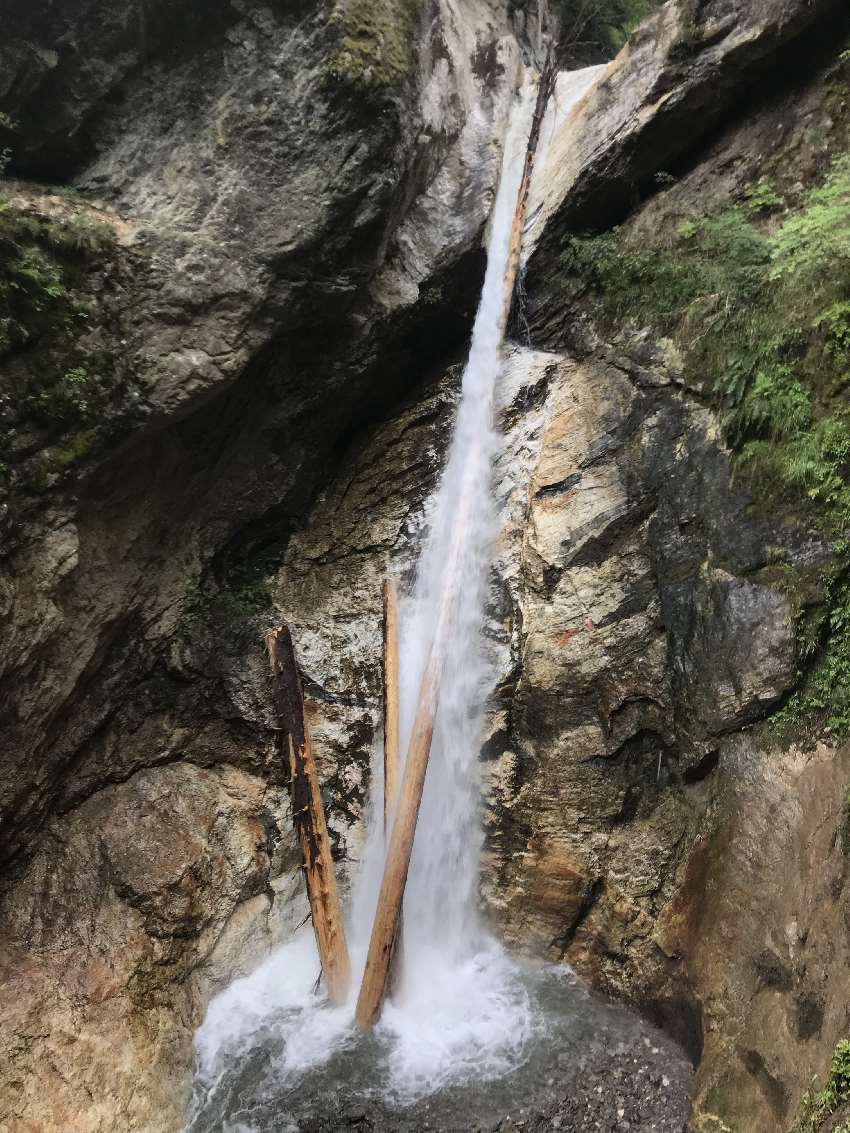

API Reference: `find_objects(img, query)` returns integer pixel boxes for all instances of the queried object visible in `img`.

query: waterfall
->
[344,77,541,1096]
[186,67,605,1129]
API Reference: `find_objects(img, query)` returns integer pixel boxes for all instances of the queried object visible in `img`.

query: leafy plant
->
[0,195,120,493]
[770,156,850,285]
[743,178,784,215]
[814,301,850,360]
[792,1040,850,1132]
[0,112,17,176]
[559,149,850,739]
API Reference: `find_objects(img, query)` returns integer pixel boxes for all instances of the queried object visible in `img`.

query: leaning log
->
[355,635,443,1028]
[383,579,401,828]
[266,625,351,1006]
[354,55,557,1031]
[503,45,556,323]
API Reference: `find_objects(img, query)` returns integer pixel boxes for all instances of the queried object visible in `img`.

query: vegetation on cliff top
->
[554,0,664,61]
[560,145,850,738]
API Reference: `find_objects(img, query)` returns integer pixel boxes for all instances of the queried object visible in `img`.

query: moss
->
[792,1039,850,1132]
[50,428,99,468]
[324,0,420,90]
[0,195,120,491]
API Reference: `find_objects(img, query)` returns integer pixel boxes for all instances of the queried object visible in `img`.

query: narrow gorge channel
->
[3,3,850,1133]
[184,62,694,1133]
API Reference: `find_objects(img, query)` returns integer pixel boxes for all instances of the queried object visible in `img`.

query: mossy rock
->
[325,0,421,90]
[559,150,850,740]
[0,192,121,501]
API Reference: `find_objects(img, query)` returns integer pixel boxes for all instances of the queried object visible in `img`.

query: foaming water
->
[185,929,692,1133]
[186,70,603,1132]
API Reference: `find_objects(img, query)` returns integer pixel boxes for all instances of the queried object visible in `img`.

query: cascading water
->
[343,74,541,1092]
[182,66,692,1133]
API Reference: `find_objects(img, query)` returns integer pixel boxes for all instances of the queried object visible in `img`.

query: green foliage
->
[0,197,113,357]
[772,581,850,740]
[32,365,99,427]
[770,157,850,285]
[325,0,420,90]
[0,195,119,493]
[792,1040,850,1132]
[743,178,785,215]
[561,163,850,529]
[0,111,17,176]
[561,158,850,740]
[562,206,770,333]
[734,366,810,439]
[814,301,850,360]
[554,0,664,59]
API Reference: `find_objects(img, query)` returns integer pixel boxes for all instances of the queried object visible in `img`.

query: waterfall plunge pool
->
[184,929,692,1133]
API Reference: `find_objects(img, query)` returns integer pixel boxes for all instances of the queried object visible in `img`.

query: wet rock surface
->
[0,2,535,1129]
[1,0,850,1131]
[528,1049,691,1133]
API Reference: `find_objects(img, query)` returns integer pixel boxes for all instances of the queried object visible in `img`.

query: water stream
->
[184,68,693,1133]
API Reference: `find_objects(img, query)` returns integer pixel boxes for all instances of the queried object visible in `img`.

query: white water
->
[348,72,539,1011]
[188,70,598,1126]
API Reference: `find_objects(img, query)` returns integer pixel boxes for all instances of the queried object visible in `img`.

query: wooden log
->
[354,57,558,1031]
[356,476,471,1029]
[383,579,400,829]
[355,642,443,1029]
[502,46,557,326]
[266,625,351,1006]
[383,578,404,995]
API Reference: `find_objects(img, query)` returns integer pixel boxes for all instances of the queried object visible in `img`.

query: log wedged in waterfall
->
[354,53,558,1033]
[383,579,400,829]
[502,45,556,323]
[265,625,351,1006]
[383,578,404,995]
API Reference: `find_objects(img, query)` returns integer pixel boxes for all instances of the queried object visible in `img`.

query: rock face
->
[2,1,850,1132]
[0,2,538,1129]
[1,764,300,1133]
[268,6,850,1132]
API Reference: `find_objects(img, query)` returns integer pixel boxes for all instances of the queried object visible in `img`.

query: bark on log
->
[354,56,557,1031]
[383,579,400,828]
[355,648,442,1029]
[266,625,351,1006]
